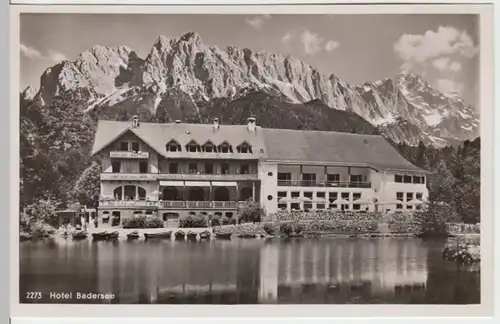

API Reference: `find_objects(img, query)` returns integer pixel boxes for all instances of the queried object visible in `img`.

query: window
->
[291,192,300,198]
[416,193,423,200]
[317,192,326,198]
[218,142,233,153]
[353,193,362,200]
[205,163,214,174]
[111,211,121,227]
[396,204,403,210]
[416,205,422,210]
[131,142,140,152]
[290,203,300,210]
[113,187,122,200]
[139,161,148,173]
[327,174,340,183]
[304,192,313,199]
[329,192,338,202]
[186,140,201,152]
[102,211,110,224]
[189,163,198,173]
[278,203,287,210]
[350,175,363,183]
[237,142,253,153]
[353,204,361,210]
[341,192,350,200]
[404,175,412,183]
[225,212,233,218]
[203,141,216,153]
[145,211,153,215]
[278,172,291,185]
[304,203,312,210]
[395,175,403,183]
[396,192,404,201]
[406,193,413,202]
[166,140,181,152]
[134,211,143,215]
[240,164,250,174]
[221,163,230,175]
[422,176,426,184]
[413,176,421,184]
[169,162,178,174]
[278,191,287,198]
[111,161,121,173]
[267,195,273,201]
[406,205,413,210]
[120,141,129,151]
[267,172,273,176]
[302,173,316,186]
[317,204,325,210]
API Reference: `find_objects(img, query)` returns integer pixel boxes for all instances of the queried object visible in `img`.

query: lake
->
[19,237,480,304]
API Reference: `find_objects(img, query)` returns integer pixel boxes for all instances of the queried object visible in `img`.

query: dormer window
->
[120,141,129,151]
[237,141,253,154]
[131,142,140,152]
[186,140,201,153]
[166,140,182,152]
[218,141,233,154]
[202,141,217,153]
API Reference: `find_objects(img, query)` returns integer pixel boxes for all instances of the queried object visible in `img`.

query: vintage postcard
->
[10,1,494,318]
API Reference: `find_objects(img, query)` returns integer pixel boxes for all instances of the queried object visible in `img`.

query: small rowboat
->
[72,231,88,240]
[174,230,186,240]
[92,231,109,241]
[215,232,232,240]
[186,231,198,240]
[144,231,172,240]
[127,230,141,240]
[199,230,211,240]
[106,231,119,240]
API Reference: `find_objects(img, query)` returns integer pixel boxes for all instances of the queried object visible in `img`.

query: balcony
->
[99,200,158,208]
[277,180,372,188]
[110,151,149,159]
[158,173,258,181]
[159,200,240,209]
[101,173,158,181]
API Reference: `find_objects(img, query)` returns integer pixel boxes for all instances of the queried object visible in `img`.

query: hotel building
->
[91,116,429,227]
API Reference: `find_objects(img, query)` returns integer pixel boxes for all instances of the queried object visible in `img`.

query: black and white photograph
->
[12,2,493,316]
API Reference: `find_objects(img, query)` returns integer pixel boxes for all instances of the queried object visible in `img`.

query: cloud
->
[432,57,451,71]
[435,78,464,96]
[449,61,462,72]
[394,26,478,71]
[245,14,271,30]
[20,43,67,63]
[20,44,43,60]
[281,32,293,48]
[325,40,340,52]
[300,30,324,55]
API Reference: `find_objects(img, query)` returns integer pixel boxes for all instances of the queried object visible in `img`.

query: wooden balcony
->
[277,180,372,188]
[157,173,258,181]
[159,200,240,209]
[109,151,149,159]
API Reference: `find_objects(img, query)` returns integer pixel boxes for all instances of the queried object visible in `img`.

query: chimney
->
[247,117,256,132]
[175,120,182,124]
[213,117,220,129]
[132,115,139,128]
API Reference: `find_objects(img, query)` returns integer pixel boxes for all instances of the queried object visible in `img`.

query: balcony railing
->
[278,180,372,188]
[159,200,240,209]
[110,151,149,159]
[158,173,258,181]
[99,200,158,207]
[101,173,158,181]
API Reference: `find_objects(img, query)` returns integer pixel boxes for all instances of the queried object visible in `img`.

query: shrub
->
[414,201,454,237]
[279,222,294,236]
[262,222,276,235]
[220,217,236,225]
[122,216,164,229]
[303,220,378,234]
[179,214,207,228]
[238,200,264,223]
[294,222,304,235]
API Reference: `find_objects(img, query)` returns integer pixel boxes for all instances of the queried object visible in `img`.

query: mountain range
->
[20,31,479,147]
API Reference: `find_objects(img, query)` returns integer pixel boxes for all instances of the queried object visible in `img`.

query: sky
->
[20,13,479,107]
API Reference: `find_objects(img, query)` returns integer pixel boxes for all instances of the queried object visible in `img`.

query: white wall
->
[259,162,278,214]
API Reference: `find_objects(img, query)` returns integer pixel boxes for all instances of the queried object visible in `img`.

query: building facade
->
[91,116,429,227]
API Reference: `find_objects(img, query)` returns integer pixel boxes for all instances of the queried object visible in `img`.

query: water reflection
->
[19,237,479,304]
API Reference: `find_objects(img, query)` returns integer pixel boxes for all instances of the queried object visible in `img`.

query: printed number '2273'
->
[25,292,42,299]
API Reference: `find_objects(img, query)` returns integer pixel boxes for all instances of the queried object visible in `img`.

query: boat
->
[186,231,198,240]
[72,231,88,240]
[214,232,232,240]
[199,230,211,240]
[174,230,185,240]
[92,231,109,241]
[144,231,172,240]
[106,231,119,240]
[127,230,141,240]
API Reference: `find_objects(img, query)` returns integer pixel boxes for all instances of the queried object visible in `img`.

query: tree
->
[72,161,101,207]
[237,199,264,224]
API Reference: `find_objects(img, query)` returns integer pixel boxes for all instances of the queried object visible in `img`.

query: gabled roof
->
[91,120,267,159]
[261,128,426,173]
